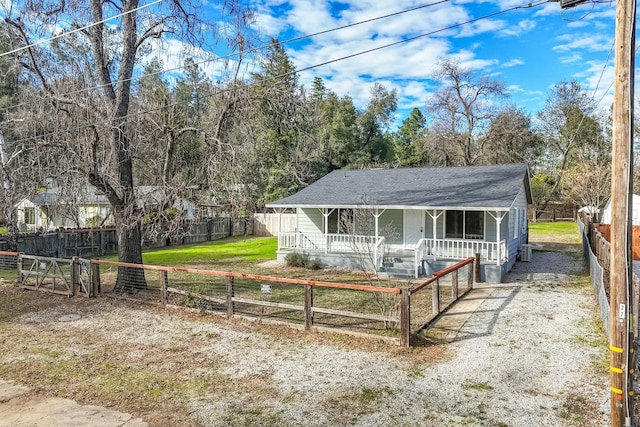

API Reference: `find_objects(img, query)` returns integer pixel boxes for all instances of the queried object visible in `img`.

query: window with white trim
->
[445,210,484,240]
[327,208,354,234]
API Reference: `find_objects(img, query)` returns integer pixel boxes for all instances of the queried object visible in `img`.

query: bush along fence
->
[0,251,476,347]
[0,217,254,258]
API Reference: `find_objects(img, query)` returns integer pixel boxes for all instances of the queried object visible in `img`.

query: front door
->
[404,210,424,249]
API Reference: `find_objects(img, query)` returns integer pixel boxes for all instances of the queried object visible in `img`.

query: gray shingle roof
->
[267,163,531,210]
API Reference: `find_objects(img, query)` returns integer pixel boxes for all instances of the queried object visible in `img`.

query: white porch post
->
[426,210,444,252]
[321,208,334,254]
[375,209,379,238]
[496,211,501,266]
[432,210,437,241]
[275,208,283,251]
[488,210,506,266]
[371,208,385,238]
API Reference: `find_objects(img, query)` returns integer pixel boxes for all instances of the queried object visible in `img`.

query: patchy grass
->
[461,380,494,392]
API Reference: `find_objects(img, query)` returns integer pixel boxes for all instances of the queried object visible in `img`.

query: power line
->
[0,0,166,58]
[7,0,551,146]
[0,0,451,114]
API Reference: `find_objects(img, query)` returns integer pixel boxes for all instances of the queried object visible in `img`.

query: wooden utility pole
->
[609,0,636,425]
[557,0,635,423]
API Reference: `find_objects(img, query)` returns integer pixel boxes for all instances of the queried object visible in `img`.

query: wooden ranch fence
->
[405,257,475,344]
[0,251,95,297]
[0,251,476,347]
[91,256,475,347]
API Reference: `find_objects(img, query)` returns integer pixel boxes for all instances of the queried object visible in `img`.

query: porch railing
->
[414,238,507,270]
[278,232,386,269]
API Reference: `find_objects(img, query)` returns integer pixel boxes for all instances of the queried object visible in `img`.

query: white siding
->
[298,208,323,234]
[507,183,529,261]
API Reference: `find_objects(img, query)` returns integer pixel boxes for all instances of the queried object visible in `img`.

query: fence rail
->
[278,232,385,254]
[2,249,476,347]
[405,257,475,344]
[91,258,405,343]
[415,238,506,265]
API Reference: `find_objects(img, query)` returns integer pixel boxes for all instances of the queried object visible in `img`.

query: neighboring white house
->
[266,163,533,283]
[15,185,197,232]
[599,194,640,225]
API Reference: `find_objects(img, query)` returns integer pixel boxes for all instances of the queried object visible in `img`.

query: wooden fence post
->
[71,256,79,297]
[432,278,440,315]
[474,253,481,283]
[90,262,100,296]
[160,270,168,305]
[400,287,410,348]
[468,259,474,290]
[451,269,458,300]
[226,276,234,318]
[304,284,313,330]
[16,253,23,285]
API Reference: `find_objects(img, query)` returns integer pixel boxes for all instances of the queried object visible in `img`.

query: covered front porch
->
[277,230,509,281]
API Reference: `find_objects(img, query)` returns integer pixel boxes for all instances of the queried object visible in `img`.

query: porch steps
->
[380,252,416,279]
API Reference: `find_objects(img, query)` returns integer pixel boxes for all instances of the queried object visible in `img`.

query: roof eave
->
[266,203,513,211]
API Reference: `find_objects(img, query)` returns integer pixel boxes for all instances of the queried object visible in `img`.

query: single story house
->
[266,163,533,283]
[15,185,197,232]
[15,186,113,232]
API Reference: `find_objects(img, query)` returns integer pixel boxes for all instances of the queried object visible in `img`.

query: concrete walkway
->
[422,286,495,344]
[0,380,147,427]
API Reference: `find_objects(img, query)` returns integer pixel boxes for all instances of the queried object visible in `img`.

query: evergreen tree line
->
[0,35,620,221]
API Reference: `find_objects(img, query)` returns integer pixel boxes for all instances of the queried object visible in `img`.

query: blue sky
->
[245,0,617,125]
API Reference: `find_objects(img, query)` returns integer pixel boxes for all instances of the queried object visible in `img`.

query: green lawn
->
[134,236,278,266]
[529,221,581,244]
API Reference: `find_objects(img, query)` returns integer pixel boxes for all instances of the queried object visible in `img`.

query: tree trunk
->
[113,207,146,292]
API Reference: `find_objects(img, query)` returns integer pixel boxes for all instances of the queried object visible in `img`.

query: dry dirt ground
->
[0,234,608,426]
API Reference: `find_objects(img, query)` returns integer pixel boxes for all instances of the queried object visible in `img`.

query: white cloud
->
[246,0,617,117]
[498,19,536,37]
[502,58,524,68]
[574,59,615,111]
[553,33,612,53]
[559,52,583,64]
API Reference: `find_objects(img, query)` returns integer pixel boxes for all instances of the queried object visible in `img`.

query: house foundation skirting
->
[421,257,513,283]
[278,249,515,283]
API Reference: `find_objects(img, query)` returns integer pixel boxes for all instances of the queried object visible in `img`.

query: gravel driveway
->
[0,243,608,426]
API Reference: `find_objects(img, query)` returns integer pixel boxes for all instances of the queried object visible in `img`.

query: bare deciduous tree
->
[427,58,507,166]
[4,0,252,290]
